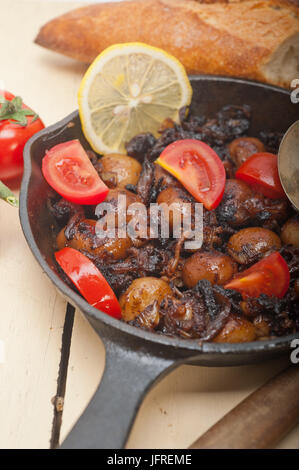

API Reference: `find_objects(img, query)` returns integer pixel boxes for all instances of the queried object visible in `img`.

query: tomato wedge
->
[236,152,286,199]
[156,139,226,210]
[224,252,290,299]
[55,247,121,319]
[42,140,109,205]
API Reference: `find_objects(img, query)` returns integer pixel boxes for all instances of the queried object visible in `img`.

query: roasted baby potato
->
[227,227,281,265]
[120,277,172,322]
[156,187,192,232]
[281,217,299,247]
[216,179,261,227]
[56,218,132,260]
[213,315,257,343]
[98,153,142,188]
[182,251,237,288]
[228,137,265,167]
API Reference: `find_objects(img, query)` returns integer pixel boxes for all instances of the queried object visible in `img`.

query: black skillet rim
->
[19,74,298,356]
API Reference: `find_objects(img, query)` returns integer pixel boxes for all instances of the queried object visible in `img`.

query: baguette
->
[35,0,299,88]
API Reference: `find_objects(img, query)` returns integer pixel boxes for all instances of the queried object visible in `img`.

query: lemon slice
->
[78,42,192,154]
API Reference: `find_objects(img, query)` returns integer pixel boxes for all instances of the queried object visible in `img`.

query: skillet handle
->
[60,330,178,449]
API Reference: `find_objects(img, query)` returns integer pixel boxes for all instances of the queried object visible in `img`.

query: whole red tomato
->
[0,90,44,184]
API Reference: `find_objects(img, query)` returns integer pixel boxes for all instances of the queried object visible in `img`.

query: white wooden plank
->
[0,202,67,448]
[0,0,84,448]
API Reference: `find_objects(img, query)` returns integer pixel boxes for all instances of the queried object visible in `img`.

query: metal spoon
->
[278,120,299,210]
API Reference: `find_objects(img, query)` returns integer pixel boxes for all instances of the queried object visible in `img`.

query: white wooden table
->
[0,0,298,449]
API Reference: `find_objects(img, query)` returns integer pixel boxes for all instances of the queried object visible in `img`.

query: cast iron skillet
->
[20,76,299,449]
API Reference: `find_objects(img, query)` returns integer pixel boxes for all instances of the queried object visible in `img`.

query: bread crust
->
[35,0,299,88]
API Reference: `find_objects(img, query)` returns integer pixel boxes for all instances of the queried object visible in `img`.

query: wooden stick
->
[189,366,299,449]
